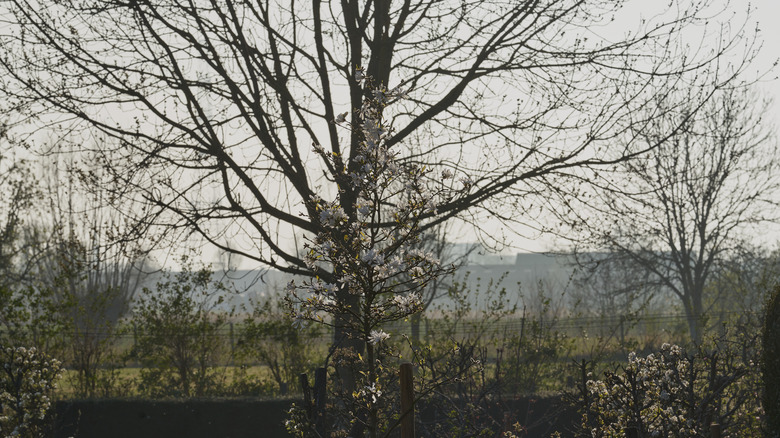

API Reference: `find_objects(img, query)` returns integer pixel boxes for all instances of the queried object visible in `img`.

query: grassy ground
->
[56,365,282,399]
[50,312,698,400]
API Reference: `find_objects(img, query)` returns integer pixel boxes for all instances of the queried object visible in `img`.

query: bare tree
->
[0,0,758,380]
[0,146,37,285]
[30,151,150,396]
[570,253,658,318]
[568,87,779,344]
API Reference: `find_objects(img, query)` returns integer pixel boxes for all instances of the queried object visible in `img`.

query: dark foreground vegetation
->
[50,396,578,438]
[2,262,774,437]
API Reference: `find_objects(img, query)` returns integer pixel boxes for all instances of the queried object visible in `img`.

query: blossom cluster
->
[584,343,702,438]
[0,346,63,437]
[284,69,464,437]
[287,70,453,335]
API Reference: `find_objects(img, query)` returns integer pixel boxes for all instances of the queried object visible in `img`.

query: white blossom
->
[409,266,425,278]
[359,382,382,404]
[368,330,390,345]
[292,312,309,329]
[319,205,346,227]
[357,203,371,217]
[361,248,385,266]
[285,280,296,294]
[392,293,421,313]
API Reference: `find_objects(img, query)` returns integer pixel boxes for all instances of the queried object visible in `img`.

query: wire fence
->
[13,309,758,346]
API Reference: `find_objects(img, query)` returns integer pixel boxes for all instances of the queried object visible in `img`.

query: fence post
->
[229,322,235,359]
[313,367,327,437]
[400,362,414,438]
[710,423,721,438]
[299,373,313,420]
[230,321,236,356]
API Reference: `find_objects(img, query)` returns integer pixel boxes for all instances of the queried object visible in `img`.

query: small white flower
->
[361,248,385,266]
[360,382,382,404]
[392,293,421,313]
[424,197,438,214]
[319,205,346,227]
[319,240,334,254]
[292,312,309,329]
[358,203,371,216]
[310,294,335,307]
[368,330,390,345]
[390,84,409,99]
[285,280,296,294]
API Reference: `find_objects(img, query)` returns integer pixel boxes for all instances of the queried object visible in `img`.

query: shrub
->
[236,298,323,396]
[582,340,761,438]
[764,283,780,437]
[130,264,231,397]
[0,346,62,438]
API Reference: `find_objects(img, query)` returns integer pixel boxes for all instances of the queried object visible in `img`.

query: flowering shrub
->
[0,346,63,438]
[582,340,762,438]
[585,344,702,437]
[285,70,460,437]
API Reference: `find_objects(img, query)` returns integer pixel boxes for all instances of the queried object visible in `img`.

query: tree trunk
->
[411,312,421,344]
[333,288,364,394]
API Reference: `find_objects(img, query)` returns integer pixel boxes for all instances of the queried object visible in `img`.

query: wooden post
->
[400,362,414,438]
[299,373,312,420]
[229,322,235,359]
[710,423,721,438]
[495,348,503,381]
[313,367,327,437]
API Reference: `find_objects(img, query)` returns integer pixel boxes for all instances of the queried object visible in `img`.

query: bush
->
[236,298,323,396]
[0,346,62,438]
[764,283,780,437]
[130,264,231,397]
[581,340,762,438]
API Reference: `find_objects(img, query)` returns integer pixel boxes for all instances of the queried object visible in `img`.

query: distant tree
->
[237,298,323,396]
[0,149,36,286]
[0,132,64,353]
[26,151,150,396]
[569,87,779,344]
[706,245,780,329]
[764,283,780,438]
[402,224,473,343]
